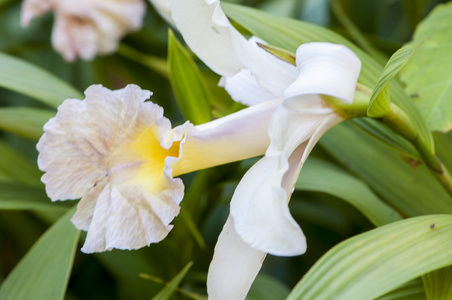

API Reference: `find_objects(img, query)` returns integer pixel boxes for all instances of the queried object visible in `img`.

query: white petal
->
[284,42,361,103]
[230,152,307,256]
[207,218,266,300]
[172,99,281,176]
[149,0,177,27]
[169,0,244,76]
[169,0,297,103]
[219,69,275,106]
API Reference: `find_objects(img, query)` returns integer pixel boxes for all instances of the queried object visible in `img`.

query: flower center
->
[107,126,180,188]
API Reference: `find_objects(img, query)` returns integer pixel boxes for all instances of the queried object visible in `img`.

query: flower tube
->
[37,84,278,253]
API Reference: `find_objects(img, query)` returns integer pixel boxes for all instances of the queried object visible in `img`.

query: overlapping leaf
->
[400,3,452,132]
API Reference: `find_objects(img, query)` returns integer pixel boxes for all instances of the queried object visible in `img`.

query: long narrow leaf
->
[0,206,79,300]
[168,30,212,125]
[0,107,54,141]
[0,182,70,212]
[287,215,452,300]
[422,265,452,300]
[0,52,82,108]
[151,262,193,300]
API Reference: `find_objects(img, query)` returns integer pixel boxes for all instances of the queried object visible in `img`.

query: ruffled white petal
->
[284,42,361,104]
[38,84,188,253]
[169,0,297,104]
[207,218,266,300]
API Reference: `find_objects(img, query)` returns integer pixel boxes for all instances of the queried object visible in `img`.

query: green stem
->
[117,44,169,78]
[380,104,452,196]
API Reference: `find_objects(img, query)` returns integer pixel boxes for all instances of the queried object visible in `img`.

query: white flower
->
[37,84,278,253]
[21,0,146,61]
[169,1,362,299]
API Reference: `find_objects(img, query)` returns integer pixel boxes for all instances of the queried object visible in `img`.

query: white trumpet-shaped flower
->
[37,84,279,253]
[21,0,146,62]
[169,0,362,299]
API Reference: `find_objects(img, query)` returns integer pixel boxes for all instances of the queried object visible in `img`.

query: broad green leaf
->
[400,3,452,132]
[0,182,70,212]
[296,157,402,227]
[378,279,426,300]
[222,2,434,154]
[0,140,42,187]
[151,262,193,300]
[287,215,452,300]
[368,40,423,118]
[320,121,452,217]
[422,265,452,300]
[0,52,82,108]
[0,107,54,141]
[0,206,79,300]
[168,30,212,125]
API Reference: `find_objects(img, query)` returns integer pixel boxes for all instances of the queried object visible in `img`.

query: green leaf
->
[0,140,42,187]
[0,107,54,141]
[256,43,295,65]
[368,40,424,118]
[168,30,212,125]
[222,1,435,159]
[320,121,452,217]
[0,52,82,108]
[422,265,452,300]
[377,279,426,300]
[296,157,402,227]
[0,182,70,212]
[400,3,452,132]
[0,206,80,300]
[287,215,452,300]
[151,262,193,300]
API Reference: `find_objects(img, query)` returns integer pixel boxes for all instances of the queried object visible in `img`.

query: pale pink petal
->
[207,218,266,300]
[21,0,56,27]
[49,0,146,61]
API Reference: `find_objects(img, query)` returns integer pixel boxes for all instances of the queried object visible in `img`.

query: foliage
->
[1,0,452,299]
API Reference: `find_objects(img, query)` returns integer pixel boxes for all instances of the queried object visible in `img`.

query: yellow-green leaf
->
[168,30,212,125]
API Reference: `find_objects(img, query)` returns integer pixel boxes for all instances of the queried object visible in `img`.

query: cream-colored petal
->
[284,42,361,104]
[51,0,146,61]
[172,98,281,176]
[207,217,266,300]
